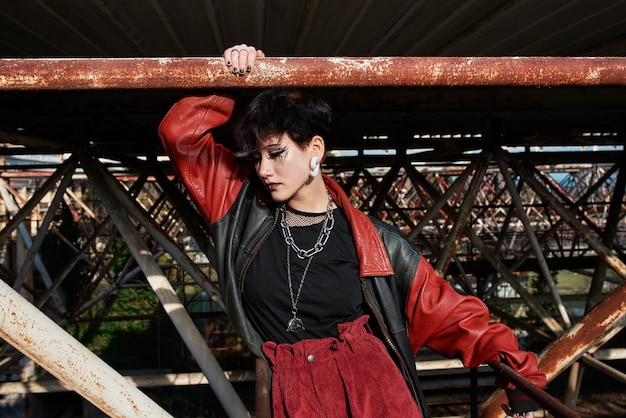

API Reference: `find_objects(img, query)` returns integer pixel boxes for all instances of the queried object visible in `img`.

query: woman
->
[159,44,546,418]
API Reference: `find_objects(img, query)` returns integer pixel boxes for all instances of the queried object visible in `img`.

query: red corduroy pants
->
[262,315,422,418]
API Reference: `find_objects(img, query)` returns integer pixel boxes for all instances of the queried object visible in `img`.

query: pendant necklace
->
[280,193,335,332]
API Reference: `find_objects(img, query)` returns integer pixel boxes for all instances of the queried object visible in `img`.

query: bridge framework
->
[0,57,625,417]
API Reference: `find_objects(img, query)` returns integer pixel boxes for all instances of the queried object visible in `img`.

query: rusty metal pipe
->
[0,278,173,417]
[480,278,626,416]
[490,361,580,418]
[1,57,625,90]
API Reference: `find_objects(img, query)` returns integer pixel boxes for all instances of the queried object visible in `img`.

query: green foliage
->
[39,199,229,372]
[526,271,560,327]
[493,284,514,316]
[70,287,159,359]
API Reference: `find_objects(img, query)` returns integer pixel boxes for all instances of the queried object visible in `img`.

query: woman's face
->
[254,133,315,204]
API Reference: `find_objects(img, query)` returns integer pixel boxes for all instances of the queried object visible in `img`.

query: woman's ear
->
[309,135,325,157]
[308,136,325,180]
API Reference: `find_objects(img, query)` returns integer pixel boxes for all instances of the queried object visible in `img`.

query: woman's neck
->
[286,178,329,213]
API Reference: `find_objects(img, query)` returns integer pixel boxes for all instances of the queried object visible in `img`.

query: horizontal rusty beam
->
[1,57,625,90]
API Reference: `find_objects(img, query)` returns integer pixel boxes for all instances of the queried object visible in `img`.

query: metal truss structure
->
[0,57,625,417]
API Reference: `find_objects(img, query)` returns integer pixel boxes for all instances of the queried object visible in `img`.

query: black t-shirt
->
[242,206,363,344]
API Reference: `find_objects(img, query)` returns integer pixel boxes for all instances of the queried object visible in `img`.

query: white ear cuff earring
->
[309,156,320,178]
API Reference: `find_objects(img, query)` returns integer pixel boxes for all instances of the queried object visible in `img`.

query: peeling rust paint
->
[0,279,173,417]
[539,284,626,379]
[0,57,625,90]
[480,280,626,416]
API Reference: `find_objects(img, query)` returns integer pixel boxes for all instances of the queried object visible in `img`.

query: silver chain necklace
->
[280,193,335,332]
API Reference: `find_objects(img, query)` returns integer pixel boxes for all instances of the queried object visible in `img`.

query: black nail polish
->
[246,66,252,72]
[233,67,238,73]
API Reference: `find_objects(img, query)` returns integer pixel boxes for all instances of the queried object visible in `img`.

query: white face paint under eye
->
[268,146,288,160]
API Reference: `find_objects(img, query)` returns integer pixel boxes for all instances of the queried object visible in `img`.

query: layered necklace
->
[279,193,335,332]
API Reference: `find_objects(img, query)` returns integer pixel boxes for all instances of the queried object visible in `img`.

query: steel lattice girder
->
[0,57,625,416]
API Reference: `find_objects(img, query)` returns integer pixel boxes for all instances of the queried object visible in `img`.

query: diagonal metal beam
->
[480,276,626,417]
[0,157,77,243]
[402,156,564,334]
[81,154,250,418]
[507,154,626,280]
[496,154,571,328]
[369,162,402,215]
[11,166,75,298]
[406,160,476,242]
[0,175,72,314]
[587,155,626,310]
[153,166,217,269]
[108,165,224,310]
[435,152,490,276]
[0,278,173,417]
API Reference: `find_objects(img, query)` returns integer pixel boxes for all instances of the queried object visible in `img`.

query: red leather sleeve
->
[406,259,547,390]
[158,95,252,225]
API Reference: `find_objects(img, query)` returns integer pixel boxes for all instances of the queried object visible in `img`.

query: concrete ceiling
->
[3,0,626,58]
[1,0,625,157]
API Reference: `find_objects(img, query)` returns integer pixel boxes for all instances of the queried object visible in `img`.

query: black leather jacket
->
[159,94,546,416]
[209,173,429,411]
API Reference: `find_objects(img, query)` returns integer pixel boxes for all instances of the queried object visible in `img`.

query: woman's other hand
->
[223,44,265,75]
[501,403,534,418]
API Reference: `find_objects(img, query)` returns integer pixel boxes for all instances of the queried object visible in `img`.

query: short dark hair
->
[235,89,332,157]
